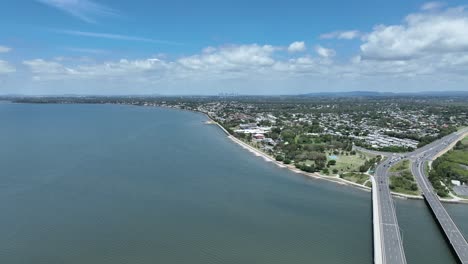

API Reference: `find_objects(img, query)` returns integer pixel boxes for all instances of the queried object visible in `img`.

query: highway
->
[368,127,468,263]
[410,129,468,264]
[373,157,407,264]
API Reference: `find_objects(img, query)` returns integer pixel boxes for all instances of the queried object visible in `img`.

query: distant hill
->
[300,91,468,97]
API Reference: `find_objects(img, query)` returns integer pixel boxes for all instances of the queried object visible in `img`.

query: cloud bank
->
[3,3,468,94]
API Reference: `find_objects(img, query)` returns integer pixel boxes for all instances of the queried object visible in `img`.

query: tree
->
[327,160,337,166]
[315,160,326,170]
[359,165,368,173]
[332,168,339,174]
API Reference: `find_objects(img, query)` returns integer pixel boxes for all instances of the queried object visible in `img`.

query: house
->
[253,133,265,140]
[262,138,276,145]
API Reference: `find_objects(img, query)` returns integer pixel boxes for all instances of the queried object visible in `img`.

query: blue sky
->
[1,0,468,95]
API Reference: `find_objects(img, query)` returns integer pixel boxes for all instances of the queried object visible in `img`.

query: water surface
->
[0,103,466,263]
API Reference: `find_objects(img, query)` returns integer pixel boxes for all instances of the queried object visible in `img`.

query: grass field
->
[340,172,369,185]
[389,160,420,195]
[328,151,374,173]
[389,160,410,172]
[437,135,468,174]
[390,175,420,195]
[445,148,468,166]
[390,169,420,195]
[444,137,468,165]
[462,136,468,145]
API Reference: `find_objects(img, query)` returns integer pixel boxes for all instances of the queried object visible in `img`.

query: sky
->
[1,0,468,95]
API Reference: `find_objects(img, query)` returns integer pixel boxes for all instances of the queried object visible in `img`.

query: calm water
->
[0,103,467,263]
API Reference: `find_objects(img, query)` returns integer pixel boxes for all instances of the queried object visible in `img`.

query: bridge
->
[372,158,407,264]
[368,128,468,263]
[411,147,468,264]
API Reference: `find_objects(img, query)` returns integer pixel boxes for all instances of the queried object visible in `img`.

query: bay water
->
[0,103,466,263]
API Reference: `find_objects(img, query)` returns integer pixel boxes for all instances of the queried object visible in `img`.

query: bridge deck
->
[413,161,468,264]
[375,175,407,264]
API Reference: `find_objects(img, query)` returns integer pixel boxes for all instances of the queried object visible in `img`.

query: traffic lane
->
[375,172,406,263]
[413,161,468,263]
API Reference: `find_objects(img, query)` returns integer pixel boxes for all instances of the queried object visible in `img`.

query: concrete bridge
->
[412,157,468,263]
[368,128,468,264]
[372,160,407,264]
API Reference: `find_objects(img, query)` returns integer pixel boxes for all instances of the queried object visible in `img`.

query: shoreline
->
[10,101,467,204]
[203,112,468,204]
[203,113,378,193]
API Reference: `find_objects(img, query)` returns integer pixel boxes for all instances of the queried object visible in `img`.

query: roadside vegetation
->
[340,172,369,185]
[429,137,468,197]
[389,160,420,195]
[389,160,410,172]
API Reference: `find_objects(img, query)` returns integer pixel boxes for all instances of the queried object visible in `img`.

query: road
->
[368,128,468,263]
[374,157,407,264]
[410,130,468,264]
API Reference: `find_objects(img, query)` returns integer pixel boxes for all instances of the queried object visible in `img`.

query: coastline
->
[203,113,375,192]
[203,113,468,203]
[11,101,467,203]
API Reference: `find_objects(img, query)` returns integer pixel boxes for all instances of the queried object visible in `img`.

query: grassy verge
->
[390,173,420,195]
[389,160,410,172]
[462,136,468,145]
[340,172,369,185]
[429,136,468,198]
[389,160,420,195]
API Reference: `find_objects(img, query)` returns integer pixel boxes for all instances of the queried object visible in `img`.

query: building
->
[253,133,265,140]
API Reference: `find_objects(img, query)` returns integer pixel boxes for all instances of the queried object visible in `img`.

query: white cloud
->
[56,30,180,45]
[16,41,468,94]
[320,30,361,40]
[22,42,468,83]
[23,58,169,81]
[315,45,336,58]
[287,41,306,52]
[178,44,276,74]
[13,4,468,94]
[360,6,468,60]
[35,0,117,23]
[0,46,11,53]
[421,2,445,11]
[0,60,15,74]
[23,59,73,78]
[21,44,341,84]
